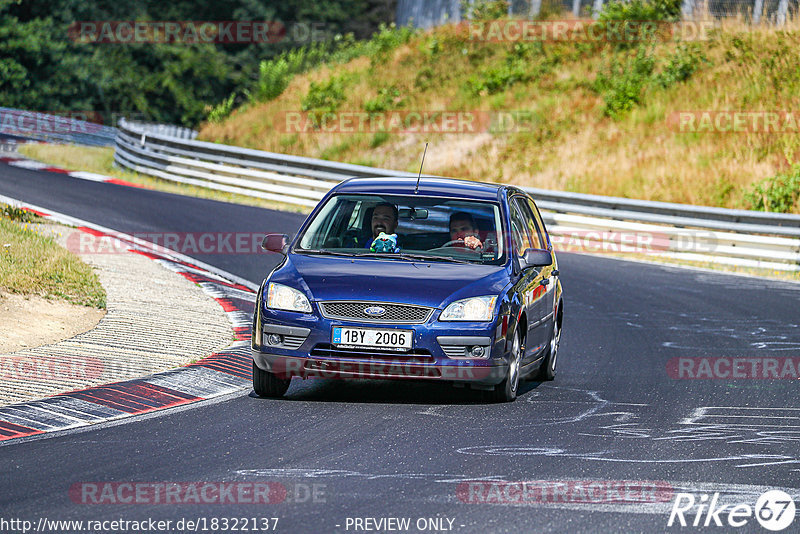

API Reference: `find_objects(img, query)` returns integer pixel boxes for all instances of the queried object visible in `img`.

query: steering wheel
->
[442,239,482,249]
[436,240,483,254]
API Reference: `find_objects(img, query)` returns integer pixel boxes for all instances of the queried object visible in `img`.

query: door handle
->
[540,278,550,286]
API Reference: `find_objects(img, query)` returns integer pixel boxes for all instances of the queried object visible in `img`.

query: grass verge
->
[0,206,106,308]
[199,15,800,214]
[17,144,311,215]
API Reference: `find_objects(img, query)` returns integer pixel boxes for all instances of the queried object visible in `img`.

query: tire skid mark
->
[461,387,800,469]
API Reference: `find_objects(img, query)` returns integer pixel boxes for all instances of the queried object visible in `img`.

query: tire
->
[536,313,560,382]
[486,329,523,403]
[253,361,291,398]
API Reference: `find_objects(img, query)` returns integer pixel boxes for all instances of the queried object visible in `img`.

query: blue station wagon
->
[252,177,563,402]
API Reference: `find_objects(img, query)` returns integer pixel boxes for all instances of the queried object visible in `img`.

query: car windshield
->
[295,194,505,264]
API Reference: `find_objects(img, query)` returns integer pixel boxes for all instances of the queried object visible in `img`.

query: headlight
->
[267,282,312,313]
[440,296,497,322]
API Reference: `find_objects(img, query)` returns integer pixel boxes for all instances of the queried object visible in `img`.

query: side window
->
[513,197,543,250]
[526,198,550,249]
[509,200,533,257]
[347,201,363,231]
[300,197,351,249]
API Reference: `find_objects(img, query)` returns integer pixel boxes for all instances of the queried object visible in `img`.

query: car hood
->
[273,254,510,309]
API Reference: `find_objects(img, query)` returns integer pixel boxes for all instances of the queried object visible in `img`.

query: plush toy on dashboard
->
[370,232,399,253]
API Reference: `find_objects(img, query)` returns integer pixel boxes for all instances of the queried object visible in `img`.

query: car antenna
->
[414,142,428,194]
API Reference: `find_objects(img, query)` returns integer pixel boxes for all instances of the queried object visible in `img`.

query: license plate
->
[332,326,413,351]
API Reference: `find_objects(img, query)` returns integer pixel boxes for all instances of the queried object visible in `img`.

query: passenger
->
[366,202,399,250]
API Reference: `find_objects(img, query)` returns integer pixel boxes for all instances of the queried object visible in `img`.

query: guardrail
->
[124,120,198,141]
[0,139,22,152]
[0,108,117,147]
[114,119,800,271]
[114,118,415,207]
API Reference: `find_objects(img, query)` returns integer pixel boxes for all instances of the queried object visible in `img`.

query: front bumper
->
[252,307,510,386]
[252,350,506,384]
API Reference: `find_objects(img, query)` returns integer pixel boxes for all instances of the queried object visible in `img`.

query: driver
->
[448,212,482,250]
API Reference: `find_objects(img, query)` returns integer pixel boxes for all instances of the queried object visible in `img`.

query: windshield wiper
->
[296,249,353,257]
[354,252,471,264]
[350,252,396,259]
[397,253,471,264]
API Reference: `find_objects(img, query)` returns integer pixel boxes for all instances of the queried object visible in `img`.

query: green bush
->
[656,44,707,88]
[302,75,348,113]
[252,43,329,103]
[746,164,800,212]
[207,92,238,123]
[593,41,706,119]
[251,25,415,105]
[724,34,756,63]
[370,131,390,148]
[422,36,441,59]
[369,23,416,63]
[467,61,529,95]
[255,58,290,101]
[414,66,436,90]
[594,45,655,118]
[462,0,510,20]
[594,0,682,50]
[466,43,548,95]
[536,0,568,20]
[597,0,682,22]
[364,86,404,112]
[325,23,416,66]
[288,42,333,71]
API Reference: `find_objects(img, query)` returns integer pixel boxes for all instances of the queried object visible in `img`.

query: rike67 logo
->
[668,490,796,531]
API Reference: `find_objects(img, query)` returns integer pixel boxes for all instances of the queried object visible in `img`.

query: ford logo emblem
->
[364,306,386,317]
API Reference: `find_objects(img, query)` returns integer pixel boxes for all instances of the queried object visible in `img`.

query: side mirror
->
[521,248,552,268]
[261,233,289,254]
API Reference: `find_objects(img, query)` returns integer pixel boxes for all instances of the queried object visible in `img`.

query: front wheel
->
[485,329,523,403]
[253,361,291,398]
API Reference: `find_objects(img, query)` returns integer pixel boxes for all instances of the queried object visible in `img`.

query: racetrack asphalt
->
[1,160,799,533]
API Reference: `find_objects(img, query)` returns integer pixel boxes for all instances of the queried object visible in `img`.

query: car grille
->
[310,344,434,362]
[280,335,306,350]
[440,345,468,358]
[319,301,433,324]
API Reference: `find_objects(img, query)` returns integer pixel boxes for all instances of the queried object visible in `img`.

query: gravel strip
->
[0,224,234,406]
